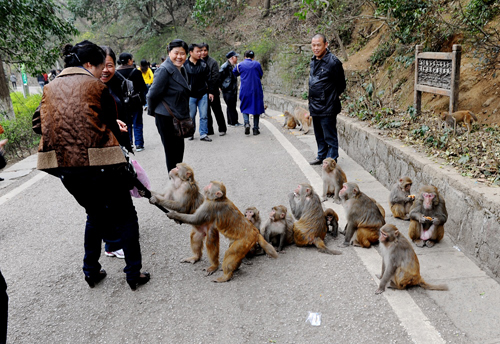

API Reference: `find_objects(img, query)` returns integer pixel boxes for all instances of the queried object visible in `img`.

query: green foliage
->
[0,92,42,159]
[406,105,417,121]
[0,0,77,75]
[464,0,499,29]
[369,42,396,66]
[243,32,277,70]
[192,0,234,27]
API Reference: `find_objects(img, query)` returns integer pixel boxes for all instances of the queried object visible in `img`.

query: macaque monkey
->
[289,183,341,255]
[408,185,447,248]
[324,208,339,238]
[321,158,347,203]
[167,181,278,282]
[441,110,477,140]
[260,205,294,252]
[147,163,220,273]
[244,207,261,229]
[389,177,414,220]
[339,182,385,248]
[282,111,297,129]
[375,224,448,294]
[283,107,311,134]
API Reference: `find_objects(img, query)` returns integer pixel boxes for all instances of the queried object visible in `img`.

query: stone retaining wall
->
[264,92,500,280]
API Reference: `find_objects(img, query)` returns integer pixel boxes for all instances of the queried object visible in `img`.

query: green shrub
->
[0,92,42,159]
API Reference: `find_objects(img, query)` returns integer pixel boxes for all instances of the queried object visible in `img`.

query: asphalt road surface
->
[1,105,499,344]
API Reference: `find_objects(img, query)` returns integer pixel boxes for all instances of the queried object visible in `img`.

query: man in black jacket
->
[184,44,212,142]
[200,43,227,136]
[219,51,242,127]
[307,34,346,165]
[116,52,147,151]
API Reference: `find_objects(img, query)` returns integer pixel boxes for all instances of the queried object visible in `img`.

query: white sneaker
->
[105,249,125,259]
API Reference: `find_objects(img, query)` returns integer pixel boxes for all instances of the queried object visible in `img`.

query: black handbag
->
[161,100,195,138]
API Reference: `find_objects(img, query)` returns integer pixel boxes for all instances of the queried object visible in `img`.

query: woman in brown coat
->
[33,40,150,290]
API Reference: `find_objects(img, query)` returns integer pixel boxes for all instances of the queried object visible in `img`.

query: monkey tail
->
[257,234,279,258]
[469,111,478,122]
[419,279,448,291]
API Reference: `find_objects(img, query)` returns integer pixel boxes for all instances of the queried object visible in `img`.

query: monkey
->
[321,158,347,203]
[288,183,342,255]
[375,224,448,294]
[167,181,278,282]
[441,110,477,141]
[244,207,261,229]
[147,163,220,274]
[339,182,385,248]
[260,205,295,252]
[282,111,297,129]
[293,106,312,134]
[408,185,448,248]
[389,177,414,220]
[324,208,339,238]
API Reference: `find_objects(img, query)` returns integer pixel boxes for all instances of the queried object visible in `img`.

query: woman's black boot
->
[85,269,107,288]
[127,272,150,291]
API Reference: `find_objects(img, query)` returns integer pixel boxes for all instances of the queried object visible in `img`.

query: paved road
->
[0,104,499,343]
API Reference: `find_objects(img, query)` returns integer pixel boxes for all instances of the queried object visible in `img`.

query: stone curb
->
[264,92,500,281]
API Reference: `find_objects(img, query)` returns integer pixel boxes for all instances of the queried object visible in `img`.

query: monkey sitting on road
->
[375,224,448,294]
[283,107,311,134]
[167,181,278,282]
[389,176,414,220]
[260,205,294,252]
[282,112,297,129]
[321,158,347,203]
[324,208,339,238]
[339,182,385,248]
[244,207,261,229]
[289,183,341,255]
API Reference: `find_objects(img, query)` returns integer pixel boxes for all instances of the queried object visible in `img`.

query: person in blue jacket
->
[233,50,265,135]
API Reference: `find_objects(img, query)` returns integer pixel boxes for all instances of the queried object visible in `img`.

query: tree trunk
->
[0,55,15,119]
[332,29,348,62]
[262,0,270,17]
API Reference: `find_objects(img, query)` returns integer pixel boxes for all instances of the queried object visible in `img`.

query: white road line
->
[261,118,445,344]
[0,172,47,207]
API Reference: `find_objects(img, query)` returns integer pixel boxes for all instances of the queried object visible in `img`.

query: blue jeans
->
[128,109,144,147]
[312,115,339,160]
[61,169,143,282]
[189,94,208,138]
[242,113,260,129]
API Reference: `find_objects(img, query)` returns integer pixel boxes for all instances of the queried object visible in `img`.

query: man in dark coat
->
[219,51,242,127]
[200,43,227,136]
[307,34,346,165]
[116,52,147,151]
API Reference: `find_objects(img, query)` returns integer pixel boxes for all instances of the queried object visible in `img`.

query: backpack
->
[116,71,143,111]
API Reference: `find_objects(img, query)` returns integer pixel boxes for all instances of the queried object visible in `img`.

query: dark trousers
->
[207,94,228,134]
[312,115,339,160]
[222,91,239,125]
[0,270,7,344]
[60,169,143,282]
[155,114,185,172]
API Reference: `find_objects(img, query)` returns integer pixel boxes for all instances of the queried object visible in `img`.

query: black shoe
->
[85,269,107,288]
[309,159,323,165]
[200,136,212,142]
[127,272,151,291]
[253,129,260,135]
[188,136,194,141]
[244,125,250,135]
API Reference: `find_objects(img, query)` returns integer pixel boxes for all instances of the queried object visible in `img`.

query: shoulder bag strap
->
[161,100,176,119]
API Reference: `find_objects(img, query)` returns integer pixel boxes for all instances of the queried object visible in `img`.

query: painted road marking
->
[0,172,47,207]
[261,118,445,344]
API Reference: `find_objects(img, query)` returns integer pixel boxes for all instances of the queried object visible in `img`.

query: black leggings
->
[155,114,185,172]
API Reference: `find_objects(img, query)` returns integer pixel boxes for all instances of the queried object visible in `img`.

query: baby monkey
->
[376,224,448,294]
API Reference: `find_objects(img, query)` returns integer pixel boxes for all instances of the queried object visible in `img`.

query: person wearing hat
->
[219,50,242,127]
[233,50,265,135]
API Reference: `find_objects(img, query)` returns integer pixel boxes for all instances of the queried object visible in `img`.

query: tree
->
[0,0,77,118]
